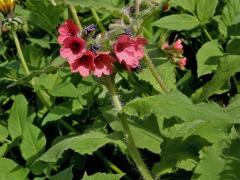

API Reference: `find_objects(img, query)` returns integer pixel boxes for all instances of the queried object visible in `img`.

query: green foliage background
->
[1,0,240,179]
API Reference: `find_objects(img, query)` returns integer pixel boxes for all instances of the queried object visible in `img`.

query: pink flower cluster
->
[162,39,187,69]
[58,19,147,78]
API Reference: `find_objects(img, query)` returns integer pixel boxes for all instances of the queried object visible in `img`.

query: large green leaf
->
[226,36,240,55]
[8,95,28,140]
[37,131,126,163]
[82,172,124,180]
[111,115,163,154]
[20,123,46,164]
[217,0,240,37]
[26,0,63,35]
[194,55,240,101]
[196,0,218,24]
[119,91,232,143]
[42,102,73,126]
[170,0,196,13]
[193,137,240,180]
[33,72,77,98]
[152,136,206,176]
[225,94,240,122]
[196,40,224,77]
[0,124,8,142]
[0,158,29,180]
[50,166,73,180]
[153,14,200,31]
[192,142,226,180]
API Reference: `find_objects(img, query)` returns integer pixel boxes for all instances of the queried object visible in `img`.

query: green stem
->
[135,0,140,16]
[144,52,169,94]
[69,5,83,29]
[49,0,57,6]
[95,151,131,178]
[202,25,213,41]
[12,30,31,75]
[90,8,106,32]
[59,120,76,132]
[103,76,153,180]
[12,30,52,109]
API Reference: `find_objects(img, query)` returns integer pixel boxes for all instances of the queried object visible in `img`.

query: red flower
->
[60,37,86,62]
[113,35,147,69]
[172,39,183,52]
[178,57,187,69]
[93,52,116,77]
[69,50,95,77]
[58,19,80,44]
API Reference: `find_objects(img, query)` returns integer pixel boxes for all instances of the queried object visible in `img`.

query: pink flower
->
[161,43,169,50]
[60,37,86,62]
[93,52,116,77]
[172,39,183,52]
[178,57,187,69]
[58,19,80,44]
[113,35,147,69]
[69,50,95,77]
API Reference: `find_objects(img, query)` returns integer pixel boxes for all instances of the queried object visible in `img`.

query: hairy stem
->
[144,51,169,94]
[49,0,57,6]
[69,5,83,29]
[90,8,106,32]
[135,0,140,16]
[103,76,153,180]
[12,30,52,109]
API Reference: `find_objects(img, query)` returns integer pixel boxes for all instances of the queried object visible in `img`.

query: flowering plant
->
[1,0,240,180]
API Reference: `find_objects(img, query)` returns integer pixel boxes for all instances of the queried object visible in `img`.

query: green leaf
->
[50,166,73,180]
[119,91,232,143]
[170,0,196,13]
[48,81,78,98]
[217,0,240,37]
[20,123,46,164]
[193,137,240,180]
[26,0,63,35]
[8,95,28,140]
[153,14,200,31]
[111,114,163,154]
[0,157,29,180]
[196,0,218,24]
[42,102,73,126]
[23,45,45,68]
[153,136,205,176]
[138,61,176,93]
[82,172,124,180]
[65,0,123,12]
[196,40,224,77]
[33,73,77,98]
[194,55,240,101]
[37,131,126,163]
[0,144,8,157]
[27,37,51,49]
[0,124,9,142]
[192,142,226,180]
[225,94,240,122]
[226,37,240,55]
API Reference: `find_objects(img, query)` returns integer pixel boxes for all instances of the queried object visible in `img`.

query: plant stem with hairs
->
[69,5,83,29]
[12,30,52,109]
[103,76,153,180]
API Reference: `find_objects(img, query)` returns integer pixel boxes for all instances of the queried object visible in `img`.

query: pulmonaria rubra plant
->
[162,39,187,69]
[113,34,147,70]
[58,19,147,77]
